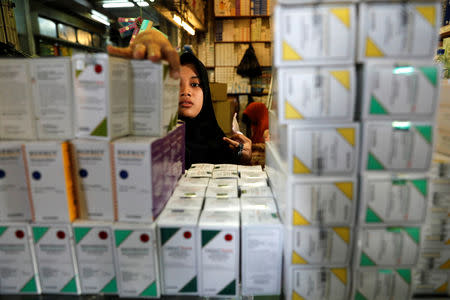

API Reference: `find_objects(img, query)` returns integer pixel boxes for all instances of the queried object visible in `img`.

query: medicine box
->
[72,53,130,140]
[165,197,204,210]
[203,197,240,211]
[240,197,277,212]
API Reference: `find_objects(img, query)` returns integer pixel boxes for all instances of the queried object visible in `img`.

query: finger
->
[147,43,162,62]
[223,137,239,147]
[107,45,133,58]
[132,43,146,59]
[163,46,181,79]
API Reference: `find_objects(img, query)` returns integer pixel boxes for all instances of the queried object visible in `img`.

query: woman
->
[108,28,252,168]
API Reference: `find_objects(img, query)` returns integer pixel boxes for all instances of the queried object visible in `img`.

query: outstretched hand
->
[223,134,252,164]
[107,28,180,79]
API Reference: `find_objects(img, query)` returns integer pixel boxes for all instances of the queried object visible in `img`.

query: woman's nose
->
[180,84,191,96]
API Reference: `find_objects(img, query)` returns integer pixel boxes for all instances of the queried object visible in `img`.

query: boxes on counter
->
[198,210,240,297]
[241,210,283,296]
[284,266,350,300]
[240,197,278,212]
[361,121,434,172]
[157,209,201,295]
[358,2,440,61]
[352,268,412,300]
[359,173,429,225]
[113,222,160,298]
[417,249,450,270]
[130,60,179,136]
[203,197,240,211]
[0,223,40,294]
[0,142,31,222]
[357,226,421,267]
[23,141,77,223]
[413,270,449,295]
[165,197,204,210]
[361,62,440,120]
[72,53,130,140]
[275,66,355,122]
[31,223,81,294]
[285,226,352,265]
[71,140,114,221]
[274,4,356,66]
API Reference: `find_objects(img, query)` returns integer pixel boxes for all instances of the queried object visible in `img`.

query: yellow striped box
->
[413,270,449,295]
[417,249,450,270]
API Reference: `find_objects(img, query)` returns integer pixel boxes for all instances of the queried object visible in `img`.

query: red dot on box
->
[140,234,150,243]
[99,231,108,240]
[94,64,103,73]
[225,234,233,241]
[57,231,66,239]
[15,230,25,239]
[184,231,192,239]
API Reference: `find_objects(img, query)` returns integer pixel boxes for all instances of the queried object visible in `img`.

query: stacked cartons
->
[355,1,444,298]
[271,2,358,299]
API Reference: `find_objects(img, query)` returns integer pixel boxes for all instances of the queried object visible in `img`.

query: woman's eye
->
[191,83,200,87]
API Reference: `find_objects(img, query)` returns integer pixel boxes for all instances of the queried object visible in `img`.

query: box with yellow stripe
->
[357,2,440,61]
[359,173,430,225]
[284,226,352,265]
[421,219,450,250]
[275,66,355,123]
[113,222,160,298]
[0,223,40,294]
[352,268,413,300]
[283,266,350,300]
[413,270,449,295]
[356,226,421,267]
[417,249,450,271]
[361,62,440,120]
[274,4,356,66]
[361,121,434,172]
[31,223,81,294]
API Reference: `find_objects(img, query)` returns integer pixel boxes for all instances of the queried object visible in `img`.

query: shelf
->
[441,25,450,39]
[228,92,268,96]
[215,15,271,18]
[35,35,104,52]
[215,40,271,43]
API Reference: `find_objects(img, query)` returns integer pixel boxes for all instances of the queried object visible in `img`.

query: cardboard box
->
[275,66,355,122]
[130,60,179,136]
[274,4,356,66]
[165,197,204,210]
[31,57,74,140]
[31,223,81,294]
[72,53,130,140]
[284,266,350,300]
[240,197,277,212]
[413,270,449,295]
[71,140,114,221]
[0,223,40,294]
[157,209,201,295]
[212,99,234,134]
[352,268,412,300]
[210,83,227,101]
[113,222,160,298]
[361,121,434,172]
[358,2,440,61]
[203,197,240,211]
[417,249,450,270]
[436,128,450,156]
[362,62,440,120]
[198,210,240,297]
[0,142,31,222]
[72,221,117,294]
[285,226,352,265]
[241,210,283,296]
[0,59,36,140]
[359,173,429,225]
[23,141,77,223]
[357,226,421,267]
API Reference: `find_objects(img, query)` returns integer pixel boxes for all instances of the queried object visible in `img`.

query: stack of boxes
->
[355,1,444,299]
[270,1,358,299]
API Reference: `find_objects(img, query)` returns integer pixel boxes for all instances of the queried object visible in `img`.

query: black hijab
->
[178,52,238,169]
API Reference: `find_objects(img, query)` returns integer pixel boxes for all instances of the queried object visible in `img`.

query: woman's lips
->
[180,100,193,108]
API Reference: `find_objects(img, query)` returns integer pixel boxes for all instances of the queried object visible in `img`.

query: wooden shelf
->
[441,25,450,39]
[215,40,271,43]
[35,35,104,52]
[215,15,271,19]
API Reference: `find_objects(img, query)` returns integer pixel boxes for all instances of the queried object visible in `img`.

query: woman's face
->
[179,64,203,118]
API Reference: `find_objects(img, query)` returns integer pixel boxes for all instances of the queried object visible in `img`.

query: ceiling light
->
[103,2,134,8]
[91,9,108,21]
[136,1,149,6]
[173,14,182,26]
[91,14,110,26]
[182,21,195,35]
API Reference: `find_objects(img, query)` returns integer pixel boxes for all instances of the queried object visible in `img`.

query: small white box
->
[177,177,210,187]
[238,177,268,187]
[205,186,238,198]
[352,268,412,300]
[212,170,239,179]
[0,142,31,222]
[284,177,356,226]
[72,53,130,140]
[361,121,434,172]
[275,66,355,123]
[31,57,74,140]
[72,221,117,294]
[208,178,238,188]
[413,270,449,295]
[71,139,115,221]
[165,197,204,210]
[213,164,238,171]
[198,210,240,297]
[240,197,278,212]
[241,210,283,296]
[274,4,356,66]
[238,165,262,172]
[285,226,352,265]
[113,222,160,298]
[357,226,421,267]
[361,62,440,120]
[240,186,273,198]
[190,163,214,172]
[130,60,179,136]
[31,223,80,294]
[185,169,212,178]
[284,266,350,300]
[0,223,40,294]
[172,185,206,198]
[157,209,201,295]
[24,141,77,223]
[358,2,440,61]
[203,197,240,211]
[359,173,429,225]
[417,249,450,270]
[240,171,268,179]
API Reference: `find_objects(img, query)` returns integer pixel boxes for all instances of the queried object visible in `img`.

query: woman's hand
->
[107,28,180,79]
[223,134,252,164]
